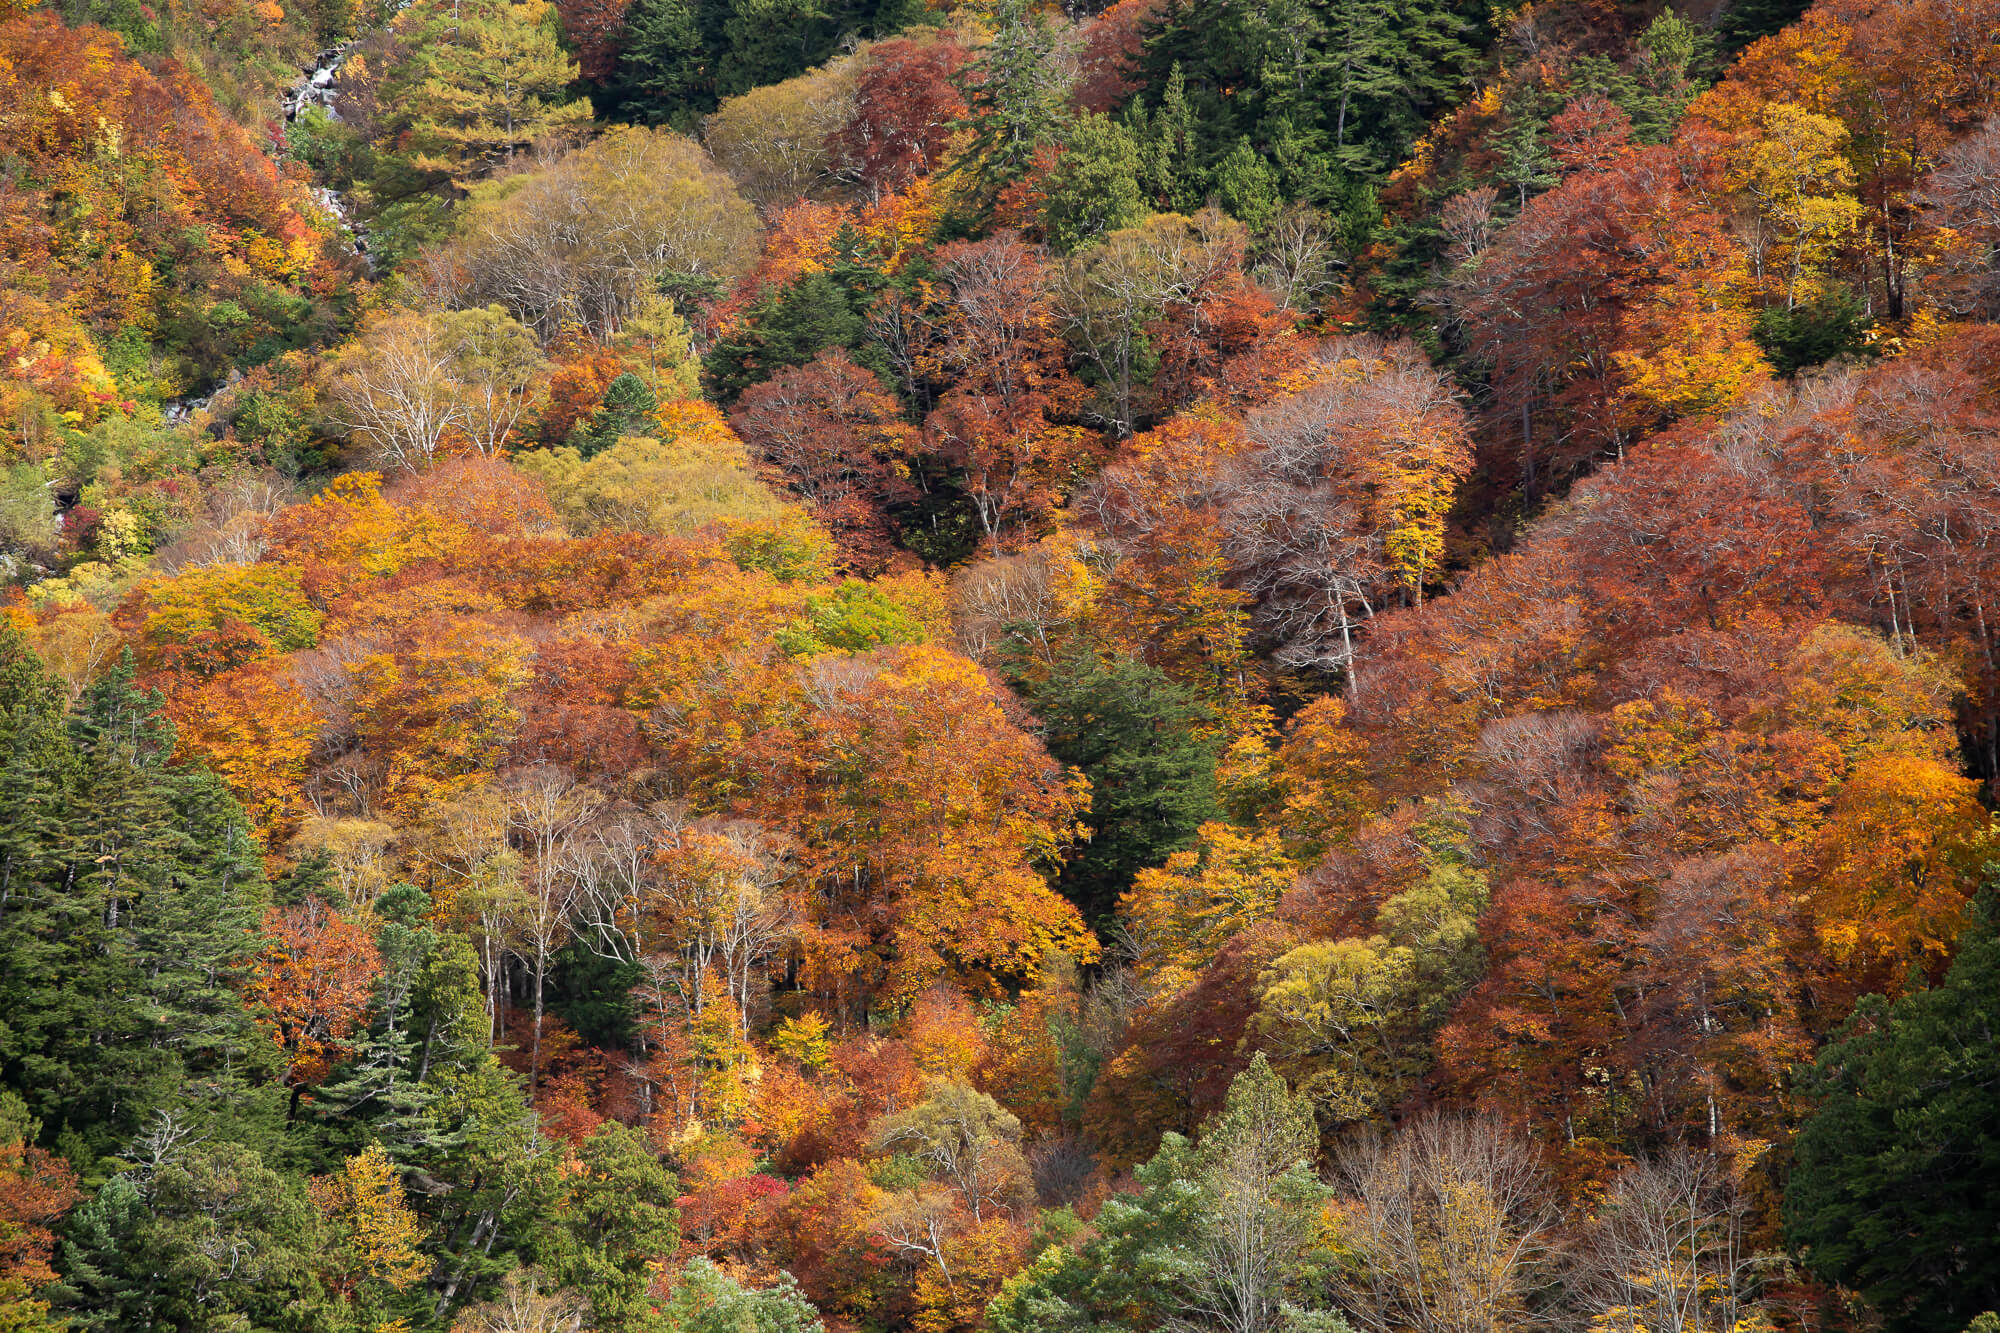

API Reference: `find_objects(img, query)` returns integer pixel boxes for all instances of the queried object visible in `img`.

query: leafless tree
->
[1175,1123,1325,1333]
[1212,340,1472,673]
[411,783,521,1046]
[1052,210,1246,435]
[1440,187,1501,268]
[567,805,678,968]
[441,128,759,341]
[1464,710,1601,842]
[448,1269,588,1333]
[876,1184,964,1290]
[1222,470,1381,674]
[1567,1150,1762,1333]
[1918,116,2000,317]
[326,307,543,473]
[1253,202,1346,313]
[1335,1115,1563,1333]
[502,765,602,1090]
[950,541,1080,665]
[1027,1134,1100,1207]
[327,310,464,473]
[153,473,293,573]
[569,806,796,1050]
[702,53,859,206]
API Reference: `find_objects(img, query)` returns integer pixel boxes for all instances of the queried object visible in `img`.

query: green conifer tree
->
[607,0,713,125]
[400,0,594,179]
[535,1123,681,1332]
[1786,895,2000,1333]
[1025,654,1221,926]
[570,373,662,459]
[1041,116,1148,253]
[0,645,272,1169]
[950,0,1074,208]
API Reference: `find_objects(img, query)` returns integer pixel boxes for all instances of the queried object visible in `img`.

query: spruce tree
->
[534,1123,680,1332]
[716,0,834,97]
[703,267,878,403]
[310,885,447,1167]
[1130,62,1206,212]
[569,373,662,458]
[1026,654,1222,926]
[54,1140,326,1333]
[0,645,273,1170]
[950,0,1074,208]
[1492,92,1559,210]
[0,623,70,917]
[1785,896,2000,1333]
[606,0,713,125]
[1215,136,1281,231]
[1133,0,1477,203]
[1716,0,1812,53]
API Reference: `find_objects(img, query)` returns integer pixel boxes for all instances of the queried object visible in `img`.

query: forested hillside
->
[2,0,1999,1329]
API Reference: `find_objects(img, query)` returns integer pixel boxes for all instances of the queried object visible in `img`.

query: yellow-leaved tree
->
[1734,102,1868,307]
[311,1145,430,1309]
[1123,821,1297,996]
[1807,754,1991,970]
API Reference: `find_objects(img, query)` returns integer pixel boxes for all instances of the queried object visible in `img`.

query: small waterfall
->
[282,42,374,270]
[164,38,377,423]
[284,42,359,125]
[163,369,241,426]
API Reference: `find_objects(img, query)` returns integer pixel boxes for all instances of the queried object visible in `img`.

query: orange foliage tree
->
[0,1124,81,1326]
[250,900,383,1093]
[730,350,919,571]
[831,34,969,197]
[919,233,1097,556]
[1459,131,1768,494]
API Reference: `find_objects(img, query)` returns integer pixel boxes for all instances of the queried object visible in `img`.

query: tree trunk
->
[530,945,546,1092]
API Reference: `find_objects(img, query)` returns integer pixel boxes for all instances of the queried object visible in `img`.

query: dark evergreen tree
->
[0,621,72,913]
[1558,14,1711,146]
[1132,0,1477,202]
[949,0,1074,208]
[706,272,867,404]
[604,0,928,123]
[569,372,661,458]
[1214,136,1281,230]
[1025,654,1221,926]
[716,0,834,97]
[533,1123,680,1333]
[605,0,715,126]
[54,1140,327,1333]
[704,234,895,402]
[1715,0,1814,53]
[408,1054,556,1317]
[1491,87,1560,210]
[1752,287,1877,375]
[547,941,644,1051]
[308,885,449,1168]
[0,640,273,1170]
[1129,61,1205,212]
[1785,895,2000,1333]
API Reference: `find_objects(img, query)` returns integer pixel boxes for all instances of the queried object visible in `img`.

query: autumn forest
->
[0,0,1997,1329]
